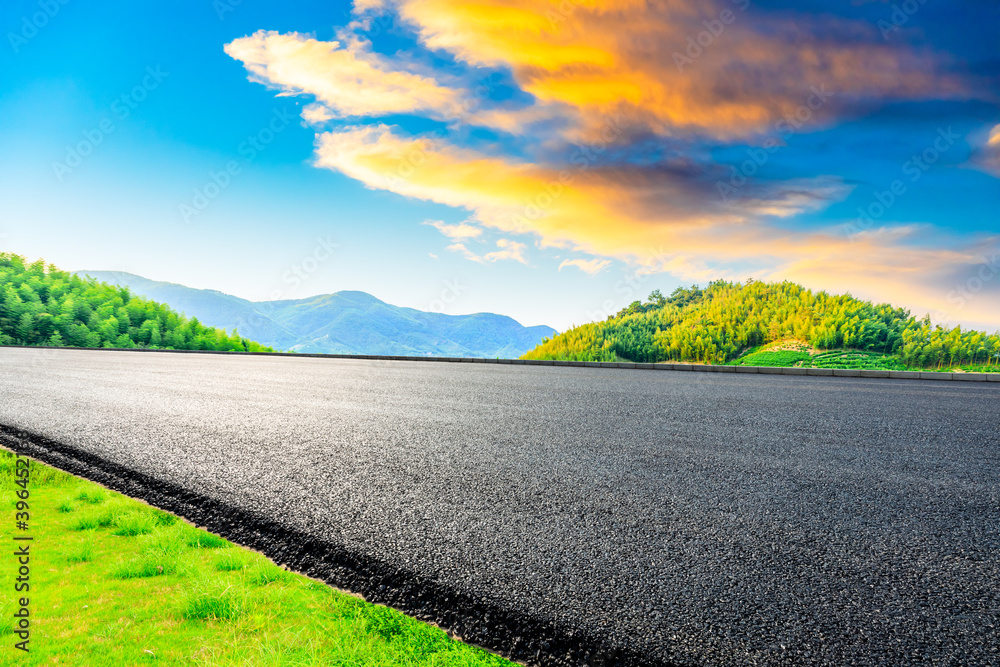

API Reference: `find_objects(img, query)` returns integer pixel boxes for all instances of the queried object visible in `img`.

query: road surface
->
[1,347,998,666]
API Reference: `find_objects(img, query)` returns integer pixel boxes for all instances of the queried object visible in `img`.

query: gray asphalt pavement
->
[1,347,998,666]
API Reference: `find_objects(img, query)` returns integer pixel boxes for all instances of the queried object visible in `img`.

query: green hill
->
[0,254,273,353]
[523,280,1000,371]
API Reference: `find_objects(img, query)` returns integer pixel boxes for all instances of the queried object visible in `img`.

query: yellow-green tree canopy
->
[524,280,1000,369]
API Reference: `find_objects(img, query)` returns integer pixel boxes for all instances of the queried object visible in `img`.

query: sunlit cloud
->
[301,103,335,126]
[224,30,466,120]
[422,219,482,240]
[559,258,612,275]
[353,0,387,12]
[226,2,999,329]
[445,238,527,264]
[446,242,483,263]
[313,124,844,256]
[366,0,968,140]
[314,123,1000,327]
[484,238,527,264]
[971,124,1000,176]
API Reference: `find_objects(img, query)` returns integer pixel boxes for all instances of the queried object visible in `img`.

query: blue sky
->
[1,0,998,331]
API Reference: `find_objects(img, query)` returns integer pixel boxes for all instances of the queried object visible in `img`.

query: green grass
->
[181,525,229,549]
[0,449,515,667]
[65,538,95,564]
[110,511,158,537]
[729,349,812,367]
[726,341,937,371]
[112,552,184,580]
[76,489,106,504]
[214,550,254,572]
[180,579,251,621]
[807,350,907,370]
[958,364,1000,373]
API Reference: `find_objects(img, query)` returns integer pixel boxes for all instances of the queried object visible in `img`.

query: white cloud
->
[301,103,335,126]
[224,30,465,120]
[422,219,482,240]
[559,258,612,275]
[483,239,527,264]
[446,242,483,263]
[446,239,527,264]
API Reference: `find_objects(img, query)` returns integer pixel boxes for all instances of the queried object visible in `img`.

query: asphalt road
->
[1,348,998,666]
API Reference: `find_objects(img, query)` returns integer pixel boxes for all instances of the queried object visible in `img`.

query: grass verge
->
[0,448,514,667]
[724,340,985,372]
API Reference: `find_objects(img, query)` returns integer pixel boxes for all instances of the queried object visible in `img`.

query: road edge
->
[3,344,999,383]
[0,425,655,667]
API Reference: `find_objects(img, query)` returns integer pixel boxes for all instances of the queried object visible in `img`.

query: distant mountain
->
[77,271,556,358]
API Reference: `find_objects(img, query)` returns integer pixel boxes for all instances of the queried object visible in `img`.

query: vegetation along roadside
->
[0,449,514,666]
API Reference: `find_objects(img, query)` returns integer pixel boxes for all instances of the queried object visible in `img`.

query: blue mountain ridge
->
[76,271,556,358]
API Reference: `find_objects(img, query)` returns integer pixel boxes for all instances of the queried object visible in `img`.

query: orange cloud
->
[315,123,1000,328]
[225,5,998,329]
[367,0,966,139]
[314,124,844,255]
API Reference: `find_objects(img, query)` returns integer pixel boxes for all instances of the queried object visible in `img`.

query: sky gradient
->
[1,0,998,332]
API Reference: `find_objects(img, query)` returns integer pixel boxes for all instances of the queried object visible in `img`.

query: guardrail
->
[4,344,999,382]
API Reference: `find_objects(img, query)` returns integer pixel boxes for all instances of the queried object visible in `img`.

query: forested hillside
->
[524,280,1000,370]
[0,254,273,352]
